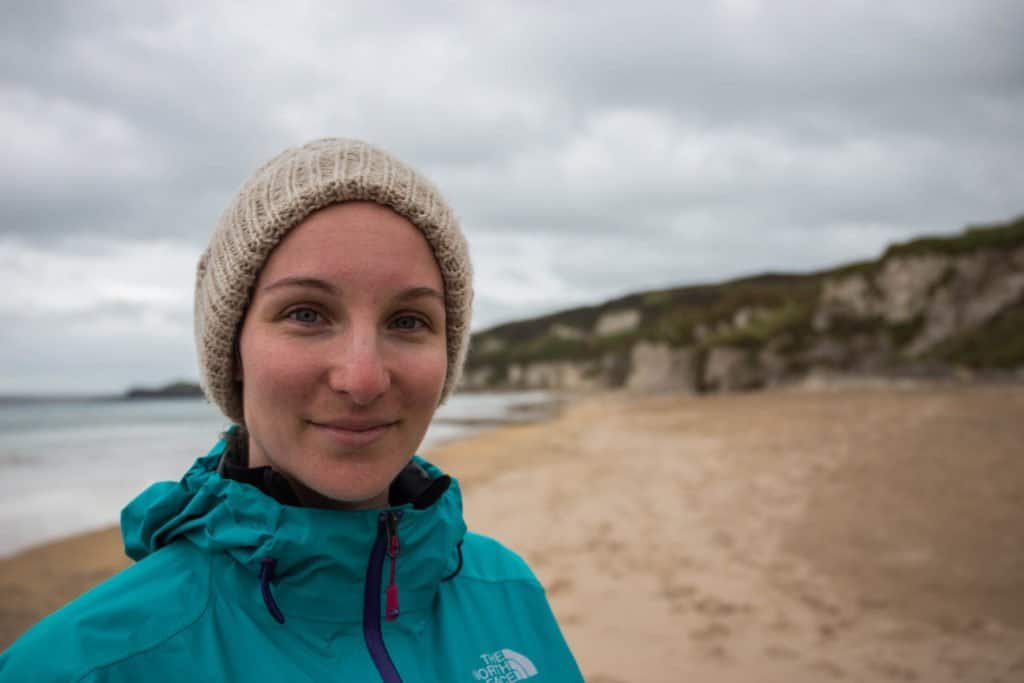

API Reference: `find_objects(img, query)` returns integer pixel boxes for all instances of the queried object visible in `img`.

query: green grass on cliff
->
[695,299,816,350]
[468,274,821,369]
[883,215,1024,260]
[930,299,1024,369]
[465,215,1024,380]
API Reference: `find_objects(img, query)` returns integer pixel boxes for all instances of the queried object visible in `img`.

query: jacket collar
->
[121,438,466,624]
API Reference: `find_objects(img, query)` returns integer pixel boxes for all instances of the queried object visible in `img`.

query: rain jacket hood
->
[0,438,583,683]
[122,446,466,625]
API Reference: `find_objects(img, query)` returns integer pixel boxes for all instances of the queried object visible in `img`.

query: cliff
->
[462,215,1024,393]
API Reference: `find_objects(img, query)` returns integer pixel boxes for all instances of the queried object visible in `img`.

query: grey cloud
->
[0,297,187,332]
[485,3,1024,119]
[1,2,289,242]
[0,293,195,394]
[1,1,1023,392]
[0,327,196,394]
[5,1,1023,246]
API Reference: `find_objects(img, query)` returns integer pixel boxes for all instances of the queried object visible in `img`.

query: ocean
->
[0,391,555,558]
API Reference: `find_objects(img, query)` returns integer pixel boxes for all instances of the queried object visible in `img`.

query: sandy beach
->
[3,382,1023,681]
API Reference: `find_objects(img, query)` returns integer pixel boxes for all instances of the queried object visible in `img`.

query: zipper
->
[385,512,401,621]
[363,511,403,683]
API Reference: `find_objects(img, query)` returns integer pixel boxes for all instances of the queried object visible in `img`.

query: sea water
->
[0,391,554,557]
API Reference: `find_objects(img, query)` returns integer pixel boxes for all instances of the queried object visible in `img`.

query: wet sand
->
[3,383,1024,681]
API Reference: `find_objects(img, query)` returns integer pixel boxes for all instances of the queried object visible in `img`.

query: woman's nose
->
[325,330,391,405]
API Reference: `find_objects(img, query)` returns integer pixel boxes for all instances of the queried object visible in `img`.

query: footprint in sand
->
[711,529,734,548]
[818,622,839,641]
[660,582,697,613]
[526,551,550,568]
[705,644,731,661]
[763,644,800,660]
[798,590,842,617]
[544,576,573,596]
[867,659,919,681]
[693,594,752,618]
[766,612,797,633]
[808,659,846,679]
[558,612,584,626]
[689,620,731,641]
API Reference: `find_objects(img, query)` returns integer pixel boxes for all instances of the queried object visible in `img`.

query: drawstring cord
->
[442,541,464,582]
[259,557,286,624]
[384,513,401,621]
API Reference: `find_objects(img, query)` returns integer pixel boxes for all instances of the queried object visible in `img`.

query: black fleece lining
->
[218,430,450,509]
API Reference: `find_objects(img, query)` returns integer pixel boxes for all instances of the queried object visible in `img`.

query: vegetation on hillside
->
[465,215,1024,380]
[929,297,1024,370]
[468,273,822,372]
[883,215,1024,260]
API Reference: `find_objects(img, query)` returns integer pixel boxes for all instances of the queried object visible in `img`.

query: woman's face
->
[236,201,447,509]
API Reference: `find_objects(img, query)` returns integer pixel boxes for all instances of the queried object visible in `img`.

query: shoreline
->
[0,390,557,560]
[0,392,566,651]
[0,393,566,561]
[4,382,1024,681]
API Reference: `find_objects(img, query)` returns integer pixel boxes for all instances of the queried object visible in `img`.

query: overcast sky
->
[1,0,1022,394]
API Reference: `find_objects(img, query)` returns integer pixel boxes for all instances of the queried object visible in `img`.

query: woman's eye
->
[286,308,322,324]
[392,314,427,331]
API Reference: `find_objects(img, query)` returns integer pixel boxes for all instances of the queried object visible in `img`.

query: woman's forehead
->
[257,202,444,292]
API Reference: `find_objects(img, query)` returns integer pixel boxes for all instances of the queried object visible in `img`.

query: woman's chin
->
[288,474,392,511]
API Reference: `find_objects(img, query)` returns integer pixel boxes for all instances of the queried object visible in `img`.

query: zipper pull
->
[384,512,401,621]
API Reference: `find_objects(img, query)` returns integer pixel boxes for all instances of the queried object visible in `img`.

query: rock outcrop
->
[461,216,1024,394]
[625,342,698,393]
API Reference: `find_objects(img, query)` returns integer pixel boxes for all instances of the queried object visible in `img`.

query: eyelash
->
[285,307,324,325]
[390,314,430,332]
[283,308,430,332]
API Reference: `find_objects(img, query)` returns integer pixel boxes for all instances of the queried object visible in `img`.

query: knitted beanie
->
[194,138,473,423]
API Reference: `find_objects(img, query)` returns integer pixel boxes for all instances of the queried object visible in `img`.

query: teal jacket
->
[0,439,583,682]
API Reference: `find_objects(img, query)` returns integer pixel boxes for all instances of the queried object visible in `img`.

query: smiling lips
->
[308,418,398,448]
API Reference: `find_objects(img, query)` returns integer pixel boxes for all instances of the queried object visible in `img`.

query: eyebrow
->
[394,286,445,305]
[260,276,338,294]
[260,277,443,305]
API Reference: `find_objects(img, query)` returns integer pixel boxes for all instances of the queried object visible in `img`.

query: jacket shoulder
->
[458,532,542,586]
[0,540,211,682]
[440,533,585,682]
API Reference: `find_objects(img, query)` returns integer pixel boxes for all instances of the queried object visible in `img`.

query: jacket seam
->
[74,550,215,683]
[447,574,545,589]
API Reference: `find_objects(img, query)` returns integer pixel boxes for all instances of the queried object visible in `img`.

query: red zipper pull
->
[385,514,401,621]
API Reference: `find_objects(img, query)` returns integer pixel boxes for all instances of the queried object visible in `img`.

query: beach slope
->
[3,383,1024,681]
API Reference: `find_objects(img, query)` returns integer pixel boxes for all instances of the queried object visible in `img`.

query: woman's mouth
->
[308,419,397,448]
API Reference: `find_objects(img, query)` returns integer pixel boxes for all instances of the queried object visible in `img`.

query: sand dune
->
[4,383,1024,681]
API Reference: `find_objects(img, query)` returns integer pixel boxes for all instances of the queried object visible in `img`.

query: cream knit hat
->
[194,138,473,423]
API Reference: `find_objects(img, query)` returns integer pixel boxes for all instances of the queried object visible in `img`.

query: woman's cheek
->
[250,337,320,392]
[407,346,448,397]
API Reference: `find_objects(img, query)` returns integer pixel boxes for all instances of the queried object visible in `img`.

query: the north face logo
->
[470,648,538,681]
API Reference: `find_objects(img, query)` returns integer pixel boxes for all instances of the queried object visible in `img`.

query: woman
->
[0,139,583,682]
